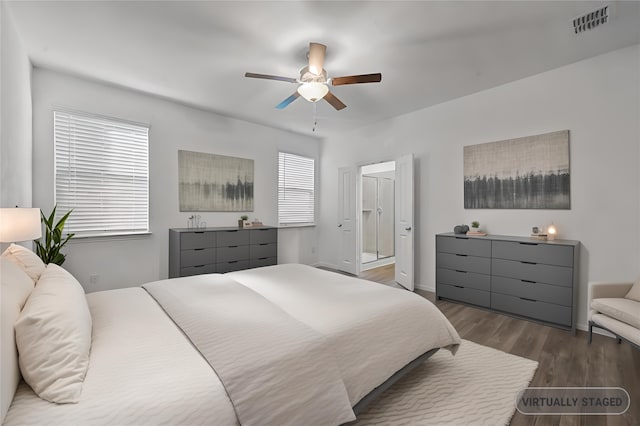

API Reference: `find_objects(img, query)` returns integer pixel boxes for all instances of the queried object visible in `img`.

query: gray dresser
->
[436,233,579,333]
[169,227,278,278]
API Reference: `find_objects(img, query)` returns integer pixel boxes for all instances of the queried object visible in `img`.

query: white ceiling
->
[7,1,640,138]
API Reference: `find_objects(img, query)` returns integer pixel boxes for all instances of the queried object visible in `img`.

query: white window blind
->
[54,110,149,237]
[278,152,315,225]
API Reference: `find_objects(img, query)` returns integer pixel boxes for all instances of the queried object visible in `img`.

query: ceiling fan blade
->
[331,73,382,86]
[245,72,298,84]
[275,92,301,109]
[323,91,346,111]
[308,42,326,76]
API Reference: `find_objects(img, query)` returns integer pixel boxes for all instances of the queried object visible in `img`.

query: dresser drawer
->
[249,257,278,268]
[180,248,216,267]
[216,260,250,273]
[436,268,490,291]
[491,276,572,307]
[180,264,217,277]
[436,235,491,257]
[492,258,573,287]
[217,229,249,247]
[437,284,490,308]
[250,228,277,244]
[217,245,250,263]
[180,231,216,249]
[436,252,491,275]
[492,240,573,267]
[250,243,277,259]
[491,292,571,326]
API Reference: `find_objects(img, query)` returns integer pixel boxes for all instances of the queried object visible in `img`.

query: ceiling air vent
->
[573,5,611,34]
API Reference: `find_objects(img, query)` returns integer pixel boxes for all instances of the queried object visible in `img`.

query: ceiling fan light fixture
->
[297,83,329,102]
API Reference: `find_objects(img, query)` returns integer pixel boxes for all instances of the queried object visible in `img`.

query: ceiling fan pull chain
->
[312,102,318,132]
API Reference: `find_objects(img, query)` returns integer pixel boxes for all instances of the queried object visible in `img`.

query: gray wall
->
[319,44,640,331]
[31,68,321,292]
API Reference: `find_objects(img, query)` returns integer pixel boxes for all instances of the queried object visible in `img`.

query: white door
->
[337,166,359,275]
[395,154,414,290]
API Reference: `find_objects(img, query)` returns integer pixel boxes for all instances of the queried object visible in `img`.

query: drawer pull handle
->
[455,270,467,273]
[521,279,536,284]
[228,245,238,248]
[226,230,238,233]
[194,265,205,268]
[454,285,465,289]
[194,248,205,251]
[455,237,469,240]
[259,243,269,246]
[228,261,238,264]
[520,297,537,302]
[258,257,269,260]
[521,261,537,265]
[455,254,468,257]
[519,242,538,246]
[194,232,205,234]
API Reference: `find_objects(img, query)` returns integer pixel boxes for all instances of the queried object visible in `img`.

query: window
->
[54,110,149,237]
[278,152,315,226]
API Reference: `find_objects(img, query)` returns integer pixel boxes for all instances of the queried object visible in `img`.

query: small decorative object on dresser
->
[436,232,580,334]
[453,225,469,234]
[466,221,486,236]
[238,215,249,228]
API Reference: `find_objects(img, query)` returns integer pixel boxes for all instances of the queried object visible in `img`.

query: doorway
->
[360,161,395,271]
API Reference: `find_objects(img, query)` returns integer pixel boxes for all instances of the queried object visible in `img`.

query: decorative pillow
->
[624,278,640,303]
[1,243,46,283]
[15,263,92,403]
[1,258,36,419]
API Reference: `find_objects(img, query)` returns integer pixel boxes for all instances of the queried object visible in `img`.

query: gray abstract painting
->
[464,130,570,209]
[179,150,254,211]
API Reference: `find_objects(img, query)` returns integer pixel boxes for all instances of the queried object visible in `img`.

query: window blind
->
[278,152,315,225]
[54,110,149,237]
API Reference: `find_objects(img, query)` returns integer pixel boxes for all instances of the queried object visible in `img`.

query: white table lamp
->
[0,208,42,243]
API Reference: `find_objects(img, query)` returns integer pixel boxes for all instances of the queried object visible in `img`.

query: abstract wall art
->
[178,150,254,212]
[464,130,570,209]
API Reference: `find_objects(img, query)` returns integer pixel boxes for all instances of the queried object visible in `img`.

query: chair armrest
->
[588,281,633,303]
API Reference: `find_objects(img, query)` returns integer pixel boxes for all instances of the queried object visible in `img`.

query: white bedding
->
[3,288,238,426]
[4,264,460,425]
[227,264,461,405]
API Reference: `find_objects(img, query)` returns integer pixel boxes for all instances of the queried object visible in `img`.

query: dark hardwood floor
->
[355,264,640,426]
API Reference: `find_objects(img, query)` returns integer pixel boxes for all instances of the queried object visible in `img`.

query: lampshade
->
[547,223,557,241]
[0,208,42,243]
[297,83,329,102]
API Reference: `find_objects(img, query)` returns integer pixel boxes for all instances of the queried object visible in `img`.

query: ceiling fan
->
[245,42,382,111]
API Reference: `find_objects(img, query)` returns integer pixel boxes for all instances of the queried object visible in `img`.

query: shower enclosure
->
[361,174,395,264]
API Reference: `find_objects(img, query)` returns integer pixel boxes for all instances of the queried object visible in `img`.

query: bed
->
[1,256,460,426]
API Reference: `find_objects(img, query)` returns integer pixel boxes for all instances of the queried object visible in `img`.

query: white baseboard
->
[415,283,434,292]
[312,262,338,270]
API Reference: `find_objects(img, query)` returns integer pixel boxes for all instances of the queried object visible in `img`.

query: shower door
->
[362,176,395,263]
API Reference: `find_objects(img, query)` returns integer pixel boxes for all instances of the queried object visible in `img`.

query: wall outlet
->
[89,275,99,285]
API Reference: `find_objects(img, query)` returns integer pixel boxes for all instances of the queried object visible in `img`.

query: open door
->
[394,154,414,290]
[337,166,359,275]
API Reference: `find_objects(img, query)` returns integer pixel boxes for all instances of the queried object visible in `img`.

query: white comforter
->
[5,264,460,425]
[227,264,460,405]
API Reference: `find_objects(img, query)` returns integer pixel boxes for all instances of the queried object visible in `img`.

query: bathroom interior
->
[361,161,395,271]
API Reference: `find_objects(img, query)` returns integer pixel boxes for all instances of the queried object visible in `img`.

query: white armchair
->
[588,281,640,350]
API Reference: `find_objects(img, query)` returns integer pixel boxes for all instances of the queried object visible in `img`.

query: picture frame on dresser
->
[435,232,580,334]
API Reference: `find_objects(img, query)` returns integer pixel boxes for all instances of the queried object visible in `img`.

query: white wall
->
[32,69,320,291]
[0,3,32,209]
[319,44,640,331]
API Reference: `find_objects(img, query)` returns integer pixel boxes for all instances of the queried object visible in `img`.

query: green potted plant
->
[33,206,74,265]
[471,221,480,231]
[238,215,249,228]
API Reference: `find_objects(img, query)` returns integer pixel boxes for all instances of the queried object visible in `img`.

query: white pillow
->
[624,278,640,303]
[1,258,35,420]
[1,243,46,283]
[15,263,92,403]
